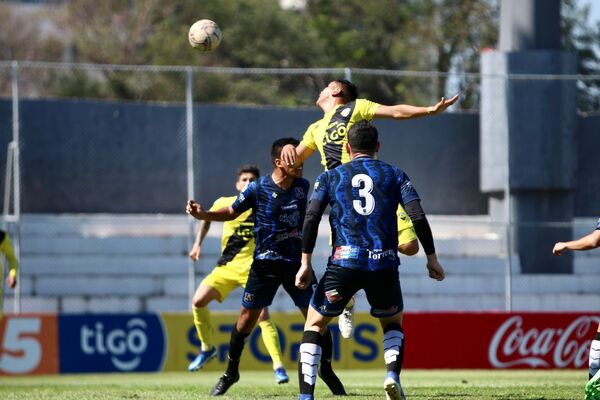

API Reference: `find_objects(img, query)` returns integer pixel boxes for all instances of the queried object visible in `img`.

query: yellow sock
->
[193,306,214,351]
[259,319,284,370]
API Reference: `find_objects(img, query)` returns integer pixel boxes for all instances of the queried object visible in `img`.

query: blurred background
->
[1,0,599,316]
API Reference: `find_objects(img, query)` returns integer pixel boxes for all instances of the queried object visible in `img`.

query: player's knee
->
[398,240,419,256]
[192,293,211,308]
[237,308,259,333]
[258,308,270,322]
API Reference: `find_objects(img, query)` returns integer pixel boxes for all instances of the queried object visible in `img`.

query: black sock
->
[298,330,322,396]
[383,323,404,378]
[226,328,249,376]
[320,327,333,373]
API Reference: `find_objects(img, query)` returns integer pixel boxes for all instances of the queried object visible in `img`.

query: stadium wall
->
[0,312,597,375]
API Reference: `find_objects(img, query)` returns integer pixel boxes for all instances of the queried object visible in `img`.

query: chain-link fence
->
[0,61,599,315]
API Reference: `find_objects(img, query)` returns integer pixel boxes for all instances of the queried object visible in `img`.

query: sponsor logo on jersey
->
[275,229,302,242]
[368,249,397,260]
[333,246,360,260]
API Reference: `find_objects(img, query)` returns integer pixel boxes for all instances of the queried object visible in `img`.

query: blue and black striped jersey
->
[310,156,419,271]
[232,175,309,264]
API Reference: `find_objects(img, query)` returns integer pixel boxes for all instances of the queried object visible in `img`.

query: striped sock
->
[298,330,322,396]
[383,323,404,381]
[589,332,600,380]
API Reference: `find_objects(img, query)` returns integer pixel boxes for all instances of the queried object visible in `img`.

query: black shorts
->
[241,259,315,310]
[310,264,403,318]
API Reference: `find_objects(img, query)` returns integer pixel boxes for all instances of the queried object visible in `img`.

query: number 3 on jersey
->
[352,174,375,215]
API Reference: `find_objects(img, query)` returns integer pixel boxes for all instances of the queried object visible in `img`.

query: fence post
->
[11,61,21,315]
[185,67,196,311]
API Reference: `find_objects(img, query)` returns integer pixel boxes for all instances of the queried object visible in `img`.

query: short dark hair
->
[237,164,260,178]
[271,137,299,164]
[347,120,378,154]
[334,79,358,102]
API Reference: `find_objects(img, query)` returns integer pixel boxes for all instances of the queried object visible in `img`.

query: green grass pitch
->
[0,369,584,399]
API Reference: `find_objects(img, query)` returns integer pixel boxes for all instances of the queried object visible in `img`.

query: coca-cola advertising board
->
[402,312,600,369]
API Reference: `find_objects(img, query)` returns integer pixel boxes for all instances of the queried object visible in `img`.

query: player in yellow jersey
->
[0,230,18,319]
[281,79,456,339]
[187,165,289,384]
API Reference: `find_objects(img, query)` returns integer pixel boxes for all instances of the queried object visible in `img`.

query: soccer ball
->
[188,19,222,52]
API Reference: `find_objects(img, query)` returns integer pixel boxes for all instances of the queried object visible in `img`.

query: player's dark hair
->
[347,120,378,154]
[237,164,260,178]
[334,79,358,102]
[271,137,299,165]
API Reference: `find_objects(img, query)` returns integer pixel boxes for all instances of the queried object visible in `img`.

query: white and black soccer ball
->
[188,19,222,52]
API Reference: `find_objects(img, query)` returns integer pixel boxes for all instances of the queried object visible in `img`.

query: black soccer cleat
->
[318,363,347,396]
[210,372,240,396]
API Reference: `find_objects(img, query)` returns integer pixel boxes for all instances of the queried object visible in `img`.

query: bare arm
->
[374,94,459,120]
[189,220,211,261]
[186,200,240,222]
[280,143,315,166]
[553,230,600,255]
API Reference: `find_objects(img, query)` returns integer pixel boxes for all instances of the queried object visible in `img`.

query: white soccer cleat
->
[384,376,406,400]
[338,303,355,339]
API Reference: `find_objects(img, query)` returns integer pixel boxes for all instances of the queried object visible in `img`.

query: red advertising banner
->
[0,314,59,375]
[403,312,600,369]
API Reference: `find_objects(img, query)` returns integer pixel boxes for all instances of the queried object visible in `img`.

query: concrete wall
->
[1,98,599,216]
[0,99,485,215]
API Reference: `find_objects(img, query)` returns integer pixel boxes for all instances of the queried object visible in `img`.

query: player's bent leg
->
[380,314,406,400]
[210,307,262,397]
[257,308,288,384]
[189,285,222,372]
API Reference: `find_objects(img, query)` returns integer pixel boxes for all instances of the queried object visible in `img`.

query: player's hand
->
[552,242,567,256]
[6,274,16,289]
[295,264,312,290]
[429,94,459,115]
[186,200,205,219]
[189,242,202,261]
[426,254,445,281]
[281,144,298,166]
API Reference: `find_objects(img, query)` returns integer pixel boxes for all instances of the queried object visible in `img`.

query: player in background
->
[187,138,345,397]
[187,165,289,384]
[281,79,453,338]
[553,222,600,400]
[0,229,18,319]
[295,121,444,400]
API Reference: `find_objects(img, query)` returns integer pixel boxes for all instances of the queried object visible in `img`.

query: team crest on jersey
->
[243,292,255,304]
[295,187,305,199]
[398,211,408,221]
[314,181,319,190]
[325,289,343,303]
[340,107,351,117]
[271,192,278,198]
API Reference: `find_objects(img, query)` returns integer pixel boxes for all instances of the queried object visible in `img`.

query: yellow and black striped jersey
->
[301,98,380,170]
[211,196,255,274]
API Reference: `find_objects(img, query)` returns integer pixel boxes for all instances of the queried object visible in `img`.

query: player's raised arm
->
[374,94,459,120]
[186,200,239,222]
[552,229,600,256]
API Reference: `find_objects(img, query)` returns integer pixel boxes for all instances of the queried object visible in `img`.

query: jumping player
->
[187,138,345,397]
[295,121,445,400]
[281,79,452,337]
[553,222,600,400]
[187,165,288,384]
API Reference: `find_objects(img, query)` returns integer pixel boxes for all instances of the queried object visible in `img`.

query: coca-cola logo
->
[488,315,600,368]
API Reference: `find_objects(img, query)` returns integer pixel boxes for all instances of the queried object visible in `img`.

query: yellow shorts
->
[201,264,250,302]
[397,207,417,245]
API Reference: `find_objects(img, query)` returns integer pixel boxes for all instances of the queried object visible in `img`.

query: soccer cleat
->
[274,367,289,384]
[384,374,406,400]
[210,372,240,396]
[318,363,347,396]
[338,301,355,339]
[585,369,600,400]
[188,347,217,371]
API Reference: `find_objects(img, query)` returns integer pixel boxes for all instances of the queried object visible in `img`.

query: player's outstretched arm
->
[552,230,600,255]
[186,200,239,222]
[189,220,211,261]
[374,94,459,120]
[281,143,314,167]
